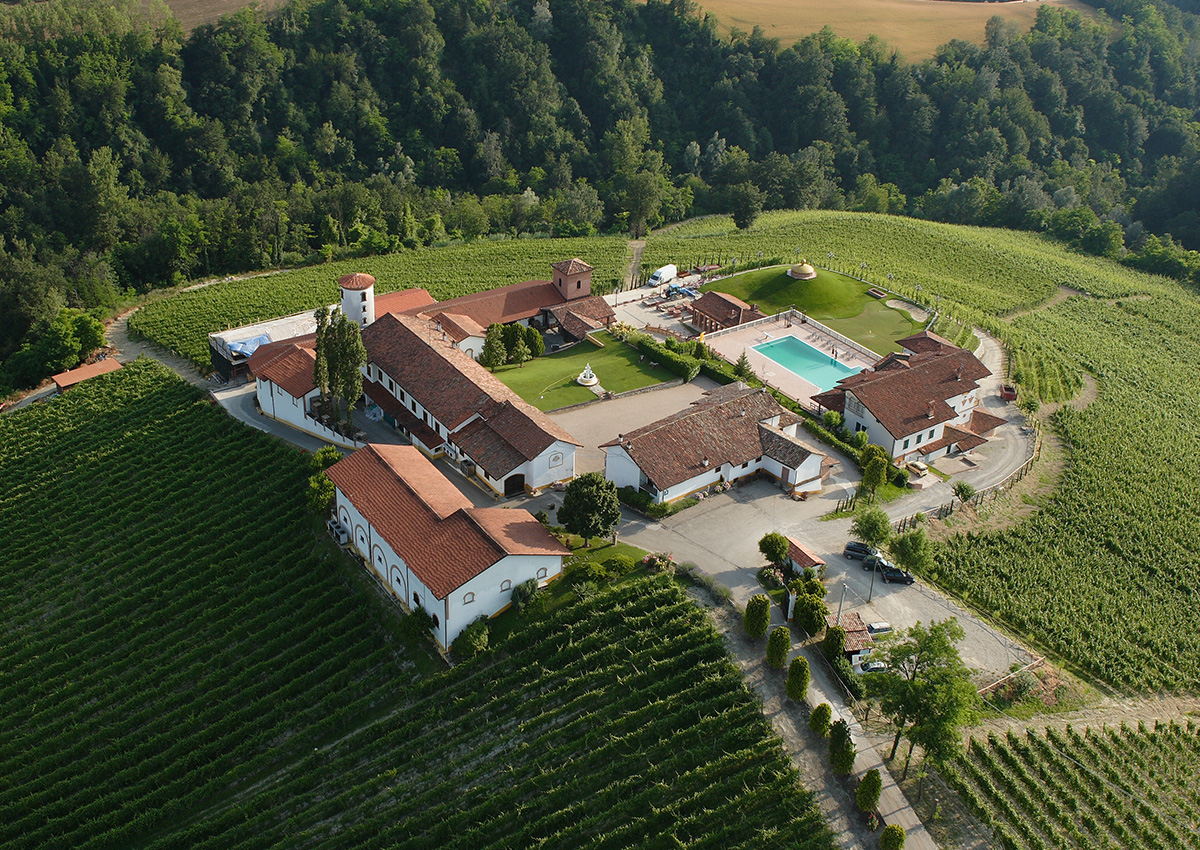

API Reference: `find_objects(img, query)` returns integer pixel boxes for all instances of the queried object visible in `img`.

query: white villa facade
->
[327,445,568,648]
[603,384,825,504]
[814,331,1004,462]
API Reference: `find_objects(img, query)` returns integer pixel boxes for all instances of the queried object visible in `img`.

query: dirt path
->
[692,591,877,849]
[624,238,646,289]
[1001,284,1083,321]
[106,308,212,389]
[975,694,1200,741]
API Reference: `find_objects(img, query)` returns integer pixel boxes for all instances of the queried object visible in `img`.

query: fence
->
[893,422,1043,534]
[702,307,882,363]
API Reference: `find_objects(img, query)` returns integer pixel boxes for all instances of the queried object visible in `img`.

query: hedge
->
[633,336,701,382]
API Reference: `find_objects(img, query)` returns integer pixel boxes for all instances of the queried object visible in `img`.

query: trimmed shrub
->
[880,824,906,850]
[452,617,489,659]
[401,605,436,641]
[793,593,828,636]
[822,625,847,660]
[809,702,832,737]
[744,594,771,638]
[786,655,810,702]
[856,768,882,812]
[605,554,636,577]
[829,718,857,775]
[509,578,539,612]
[633,337,701,381]
[766,625,791,669]
[833,655,866,700]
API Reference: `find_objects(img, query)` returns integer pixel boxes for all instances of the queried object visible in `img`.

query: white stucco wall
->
[604,445,643,490]
[256,379,361,448]
[525,440,576,489]
[335,488,565,647]
[447,553,563,642]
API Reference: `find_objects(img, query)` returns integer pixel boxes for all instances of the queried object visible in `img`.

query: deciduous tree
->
[557,472,621,547]
[851,506,892,551]
[480,324,507,371]
[758,531,790,567]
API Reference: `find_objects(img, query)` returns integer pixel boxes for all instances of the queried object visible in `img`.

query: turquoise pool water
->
[752,336,862,391]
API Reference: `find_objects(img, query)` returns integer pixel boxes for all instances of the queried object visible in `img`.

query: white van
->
[647,264,677,286]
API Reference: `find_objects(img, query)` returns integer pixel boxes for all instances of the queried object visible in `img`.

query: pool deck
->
[704,315,880,407]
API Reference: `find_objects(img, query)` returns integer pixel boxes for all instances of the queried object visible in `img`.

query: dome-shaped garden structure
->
[787,263,817,280]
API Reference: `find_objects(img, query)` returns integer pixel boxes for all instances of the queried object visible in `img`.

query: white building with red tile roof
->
[326,445,568,648]
[361,312,579,496]
[813,331,1002,462]
[601,383,824,504]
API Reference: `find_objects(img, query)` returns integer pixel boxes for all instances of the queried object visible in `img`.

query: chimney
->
[702,457,709,467]
[955,364,963,381]
[927,401,935,419]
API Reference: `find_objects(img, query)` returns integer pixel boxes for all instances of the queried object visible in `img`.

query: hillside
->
[3,0,1200,394]
[0,360,832,848]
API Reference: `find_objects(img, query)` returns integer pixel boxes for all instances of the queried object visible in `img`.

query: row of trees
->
[480,322,545,371]
[313,305,367,431]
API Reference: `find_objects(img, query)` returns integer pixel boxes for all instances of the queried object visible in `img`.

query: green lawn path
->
[701,266,923,354]
[492,331,676,410]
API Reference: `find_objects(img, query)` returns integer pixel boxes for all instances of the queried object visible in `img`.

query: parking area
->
[619,477,1035,681]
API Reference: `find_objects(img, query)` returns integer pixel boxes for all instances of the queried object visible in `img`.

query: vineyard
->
[945,721,1200,849]
[0,361,832,849]
[643,211,1153,316]
[933,291,1200,690]
[128,236,628,367]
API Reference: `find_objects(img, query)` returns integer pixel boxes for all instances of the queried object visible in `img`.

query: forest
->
[1,0,1199,388]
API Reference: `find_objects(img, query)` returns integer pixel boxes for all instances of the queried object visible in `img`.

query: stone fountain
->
[576,363,599,386]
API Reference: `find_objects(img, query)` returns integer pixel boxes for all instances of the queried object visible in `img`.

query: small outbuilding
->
[51,358,122,392]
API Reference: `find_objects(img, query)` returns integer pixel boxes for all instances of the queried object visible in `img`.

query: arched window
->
[463,592,475,604]
[432,614,439,628]
[536,567,548,579]
[413,592,420,607]
[500,579,512,591]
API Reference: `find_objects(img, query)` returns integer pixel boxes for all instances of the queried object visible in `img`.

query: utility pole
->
[835,583,846,626]
[867,559,878,603]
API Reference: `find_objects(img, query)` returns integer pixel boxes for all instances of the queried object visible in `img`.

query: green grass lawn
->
[493,331,677,410]
[702,266,923,353]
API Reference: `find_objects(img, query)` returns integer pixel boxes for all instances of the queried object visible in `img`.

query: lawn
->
[702,266,924,353]
[493,331,677,410]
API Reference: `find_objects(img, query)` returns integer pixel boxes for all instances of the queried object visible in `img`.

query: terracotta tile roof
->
[897,330,957,355]
[338,272,376,291]
[326,445,564,598]
[362,313,578,454]
[431,311,487,343]
[52,358,122,390]
[691,291,766,329]
[452,416,528,479]
[551,257,593,275]
[375,288,435,316]
[825,612,873,653]
[557,311,603,341]
[968,409,1007,435]
[362,379,443,449]
[467,508,571,558]
[408,279,565,327]
[757,423,814,470]
[786,537,825,570]
[914,424,987,457]
[600,385,813,491]
[248,336,318,399]
[819,344,991,440]
[547,295,614,325]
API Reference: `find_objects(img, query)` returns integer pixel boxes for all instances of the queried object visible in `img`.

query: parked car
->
[867,621,893,636]
[906,460,929,476]
[862,659,889,674]
[862,553,894,572]
[843,541,879,560]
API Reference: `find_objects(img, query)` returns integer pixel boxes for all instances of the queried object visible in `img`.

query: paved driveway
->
[622,477,1034,680]
[547,378,719,474]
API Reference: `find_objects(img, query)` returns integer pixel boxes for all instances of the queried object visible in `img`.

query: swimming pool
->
[752,336,862,391]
